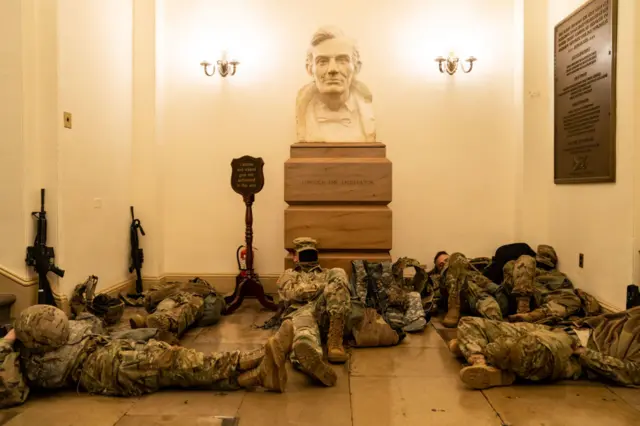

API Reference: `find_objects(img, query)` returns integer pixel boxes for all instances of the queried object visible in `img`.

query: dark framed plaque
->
[554,0,617,184]
[231,156,265,197]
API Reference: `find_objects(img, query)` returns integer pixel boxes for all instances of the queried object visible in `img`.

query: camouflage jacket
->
[277,264,330,307]
[0,315,174,409]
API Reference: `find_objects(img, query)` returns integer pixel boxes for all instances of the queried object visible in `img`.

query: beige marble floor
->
[2,301,639,426]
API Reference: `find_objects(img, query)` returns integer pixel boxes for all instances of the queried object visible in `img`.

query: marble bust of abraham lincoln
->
[296,26,376,143]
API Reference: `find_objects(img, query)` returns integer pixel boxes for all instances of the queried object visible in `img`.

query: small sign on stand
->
[224,156,278,314]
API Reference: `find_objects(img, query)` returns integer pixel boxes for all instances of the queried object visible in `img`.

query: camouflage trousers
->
[147,292,204,337]
[79,339,242,396]
[505,255,581,319]
[509,255,537,297]
[537,289,582,320]
[446,253,504,321]
[324,268,352,317]
[457,317,581,382]
[464,281,503,321]
[285,277,351,367]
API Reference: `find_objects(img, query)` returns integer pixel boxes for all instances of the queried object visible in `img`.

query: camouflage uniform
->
[456,306,640,388]
[278,237,351,386]
[502,245,592,322]
[0,305,292,408]
[126,278,225,337]
[441,253,507,327]
[352,257,428,332]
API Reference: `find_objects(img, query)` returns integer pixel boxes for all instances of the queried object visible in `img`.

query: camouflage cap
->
[536,245,558,269]
[293,237,318,253]
[14,304,70,351]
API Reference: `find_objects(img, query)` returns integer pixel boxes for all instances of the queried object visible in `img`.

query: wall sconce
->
[200,58,240,77]
[435,52,476,75]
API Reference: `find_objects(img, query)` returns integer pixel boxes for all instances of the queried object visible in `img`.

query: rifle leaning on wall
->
[128,206,145,296]
[26,188,65,306]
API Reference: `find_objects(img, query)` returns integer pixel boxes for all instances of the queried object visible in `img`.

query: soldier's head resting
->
[14,304,70,352]
[433,251,449,273]
[293,237,319,264]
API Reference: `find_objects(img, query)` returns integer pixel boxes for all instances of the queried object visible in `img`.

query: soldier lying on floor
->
[431,252,507,328]
[448,307,640,390]
[118,277,224,337]
[0,305,294,409]
[502,245,601,323]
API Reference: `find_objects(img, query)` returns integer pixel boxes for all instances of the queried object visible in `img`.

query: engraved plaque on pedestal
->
[554,0,617,183]
[284,142,392,274]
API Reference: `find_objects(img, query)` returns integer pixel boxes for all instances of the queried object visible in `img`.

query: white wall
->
[521,0,638,309]
[0,0,27,276]
[56,0,133,293]
[157,0,522,274]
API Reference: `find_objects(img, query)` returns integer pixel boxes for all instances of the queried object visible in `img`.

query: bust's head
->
[306,27,361,97]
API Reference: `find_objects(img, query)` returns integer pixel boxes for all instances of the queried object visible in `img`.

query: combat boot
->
[516,297,531,314]
[327,314,348,363]
[448,338,463,358]
[459,354,515,390]
[442,292,461,328]
[237,336,287,392]
[129,314,147,329]
[293,341,338,386]
[508,308,546,323]
[238,348,265,371]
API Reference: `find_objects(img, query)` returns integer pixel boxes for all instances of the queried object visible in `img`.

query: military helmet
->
[508,334,554,380]
[14,304,70,351]
[90,294,125,325]
[536,245,558,269]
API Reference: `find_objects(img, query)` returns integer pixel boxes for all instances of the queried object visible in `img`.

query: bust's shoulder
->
[296,83,317,105]
[352,80,372,103]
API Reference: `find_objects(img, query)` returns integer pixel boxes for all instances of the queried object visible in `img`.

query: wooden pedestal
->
[284,143,392,274]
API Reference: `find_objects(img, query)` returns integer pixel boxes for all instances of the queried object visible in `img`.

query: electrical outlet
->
[579,253,584,268]
[63,112,72,129]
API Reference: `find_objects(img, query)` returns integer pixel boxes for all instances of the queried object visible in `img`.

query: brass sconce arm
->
[200,61,215,76]
[200,59,240,77]
[435,54,476,75]
[461,56,476,73]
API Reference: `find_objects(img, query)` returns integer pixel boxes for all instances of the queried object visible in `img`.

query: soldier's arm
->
[0,330,30,408]
[576,347,640,387]
[277,272,298,304]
